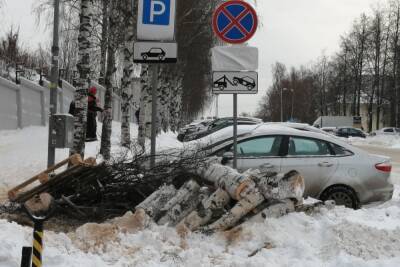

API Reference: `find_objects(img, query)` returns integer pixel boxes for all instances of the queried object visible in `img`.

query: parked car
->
[200,124,393,208]
[141,48,166,60]
[179,117,262,142]
[370,127,400,136]
[177,120,213,142]
[335,127,367,138]
[264,122,331,136]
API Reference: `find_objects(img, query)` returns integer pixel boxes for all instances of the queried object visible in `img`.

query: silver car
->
[205,124,393,209]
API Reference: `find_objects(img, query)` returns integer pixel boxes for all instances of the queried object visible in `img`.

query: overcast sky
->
[1,0,388,118]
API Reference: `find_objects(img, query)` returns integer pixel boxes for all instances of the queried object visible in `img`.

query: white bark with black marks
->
[136,185,177,220]
[157,180,202,226]
[120,0,135,148]
[178,188,231,231]
[203,185,265,232]
[100,0,118,160]
[70,0,93,157]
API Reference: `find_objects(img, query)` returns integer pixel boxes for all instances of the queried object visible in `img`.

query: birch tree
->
[100,0,119,160]
[70,0,93,157]
[120,0,137,147]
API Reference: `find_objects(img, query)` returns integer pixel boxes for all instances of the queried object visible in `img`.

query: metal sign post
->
[137,0,177,168]
[233,94,238,169]
[47,0,60,168]
[150,64,159,168]
[211,1,258,169]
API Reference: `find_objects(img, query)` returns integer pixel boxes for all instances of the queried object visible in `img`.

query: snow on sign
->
[213,71,258,94]
[134,42,177,63]
[137,0,176,41]
[212,0,258,44]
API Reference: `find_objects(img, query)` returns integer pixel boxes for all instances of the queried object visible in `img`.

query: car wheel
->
[219,85,224,90]
[247,85,253,90]
[142,55,148,60]
[320,185,360,209]
[159,55,165,60]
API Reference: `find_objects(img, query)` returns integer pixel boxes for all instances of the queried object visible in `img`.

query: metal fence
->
[0,76,135,131]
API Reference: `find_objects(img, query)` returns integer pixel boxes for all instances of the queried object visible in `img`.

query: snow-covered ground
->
[349,135,400,149]
[1,125,400,266]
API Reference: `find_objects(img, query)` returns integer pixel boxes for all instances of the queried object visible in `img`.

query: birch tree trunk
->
[120,0,135,147]
[99,0,108,85]
[100,0,117,160]
[70,0,92,158]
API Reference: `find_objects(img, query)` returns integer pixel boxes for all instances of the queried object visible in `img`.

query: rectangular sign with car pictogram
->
[133,42,177,63]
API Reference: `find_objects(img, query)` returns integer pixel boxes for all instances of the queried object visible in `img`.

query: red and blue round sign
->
[212,0,258,44]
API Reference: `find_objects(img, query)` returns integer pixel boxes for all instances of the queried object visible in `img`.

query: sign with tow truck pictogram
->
[212,71,258,94]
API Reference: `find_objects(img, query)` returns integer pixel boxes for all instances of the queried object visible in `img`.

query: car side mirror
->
[221,152,234,165]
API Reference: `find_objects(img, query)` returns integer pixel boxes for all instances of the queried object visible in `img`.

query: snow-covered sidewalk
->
[1,125,400,267]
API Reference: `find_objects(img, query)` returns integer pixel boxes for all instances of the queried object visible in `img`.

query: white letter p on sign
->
[150,1,166,23]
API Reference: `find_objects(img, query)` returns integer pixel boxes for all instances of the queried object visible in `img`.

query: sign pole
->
[47,0,60,168]
[233,93,238,169]
[150,64,158,168]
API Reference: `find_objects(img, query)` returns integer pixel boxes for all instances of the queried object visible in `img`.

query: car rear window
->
[329,143,353,156]
[288,137,331,156]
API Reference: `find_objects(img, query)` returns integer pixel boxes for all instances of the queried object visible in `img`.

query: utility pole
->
[47,0,60,167]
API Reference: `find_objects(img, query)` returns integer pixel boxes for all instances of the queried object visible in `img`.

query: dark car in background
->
[335,127,367,138]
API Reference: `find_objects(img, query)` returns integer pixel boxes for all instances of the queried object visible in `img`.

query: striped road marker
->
[32,222,44,267]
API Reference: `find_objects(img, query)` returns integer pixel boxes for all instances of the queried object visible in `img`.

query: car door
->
[280,136,339,197]
[234,136,284,173]
[337,128,349,138]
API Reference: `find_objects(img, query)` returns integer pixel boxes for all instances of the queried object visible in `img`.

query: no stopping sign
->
[212,1,258,44]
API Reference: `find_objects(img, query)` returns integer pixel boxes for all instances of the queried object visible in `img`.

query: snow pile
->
[350,135,400,149]
[1,124,400,266]
[1,196,400,266]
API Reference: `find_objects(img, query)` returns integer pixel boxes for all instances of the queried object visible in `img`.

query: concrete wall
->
[0,77,135,130]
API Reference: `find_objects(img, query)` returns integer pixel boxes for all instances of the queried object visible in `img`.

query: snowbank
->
[1,191,400,266]
[350,135,400,149]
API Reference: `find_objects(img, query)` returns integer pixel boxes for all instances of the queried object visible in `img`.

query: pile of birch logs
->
[132,158,333,233]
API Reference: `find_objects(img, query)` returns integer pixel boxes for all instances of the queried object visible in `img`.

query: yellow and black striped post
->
[32,221,44,267]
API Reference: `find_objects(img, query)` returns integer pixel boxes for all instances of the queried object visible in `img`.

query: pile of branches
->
[2,146,334,229]
[46,147,213,220]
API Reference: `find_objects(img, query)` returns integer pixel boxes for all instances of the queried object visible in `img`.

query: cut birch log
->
[295,200,335,214]
[252,170,305,203]
[248,199,296,223]
[196,163,256,201]
[178,188,231,231]
[135,185,177,220]
[157,180,201,226]
[202,186,266,232]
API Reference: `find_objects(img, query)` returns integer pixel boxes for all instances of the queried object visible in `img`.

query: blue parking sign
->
[143,0,171,25]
